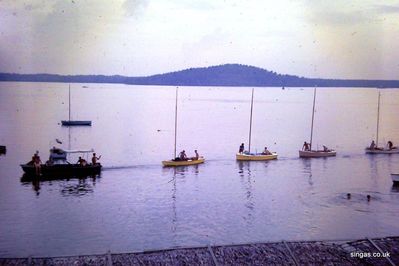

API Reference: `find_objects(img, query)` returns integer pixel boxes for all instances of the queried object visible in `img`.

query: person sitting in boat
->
[387,141,396,150]
[302,141,310,151]
[323,145,331,152]
[191,150,199,160]
[46,157,54,166]
[369,140,383,150]
[179,150,188,161]
[77,156,87,166]
[262,146,272,155]
[33,151,42,175]
[91,153,101,165]
[239,143,245,153]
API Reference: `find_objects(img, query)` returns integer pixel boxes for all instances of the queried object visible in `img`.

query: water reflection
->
[164,164,201,240]
[237,161,251,177]
[20,174,100,196]
[301,159,313,186]
[162,164,200,179]
[60,177,97,197]
[237,161,254,227]
[171,173,177,234]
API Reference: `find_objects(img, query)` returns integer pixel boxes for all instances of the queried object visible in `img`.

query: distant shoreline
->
[1,64,399,88]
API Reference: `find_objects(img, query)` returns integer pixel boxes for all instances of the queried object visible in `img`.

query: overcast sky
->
[1,0,399,79]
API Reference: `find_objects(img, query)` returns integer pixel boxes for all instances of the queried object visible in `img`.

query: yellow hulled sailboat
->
[236,88,278,161]
[162,88,205,167]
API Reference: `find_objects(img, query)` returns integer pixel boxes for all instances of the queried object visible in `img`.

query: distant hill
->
[1,64,398,88]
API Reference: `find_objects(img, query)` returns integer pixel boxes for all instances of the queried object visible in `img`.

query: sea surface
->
[0,82,399,258]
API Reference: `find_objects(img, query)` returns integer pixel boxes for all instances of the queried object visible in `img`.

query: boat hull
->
[236,153,278,161]
[20,164,101,177]
[162,158,205,167]
[299,150,336,158]
[392,173,399,184]
[365,148,399,154]
[61,120,92,126]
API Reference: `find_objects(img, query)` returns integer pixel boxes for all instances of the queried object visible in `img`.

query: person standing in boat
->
[302,141,310,151]
[91,153,101,165]
[239,143,245,153]
[369,140,378,150]
[179,150,188,161]
[387,141,394,150]
[33,151,42,175]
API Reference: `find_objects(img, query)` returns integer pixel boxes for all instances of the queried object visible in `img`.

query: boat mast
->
[376,91,381,146]
[309,87,317,150]
[248,88,254,153]
[174,87,178,158]
[68,84,71,121]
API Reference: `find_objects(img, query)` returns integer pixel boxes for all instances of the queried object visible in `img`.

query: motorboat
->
[20,147,101,177]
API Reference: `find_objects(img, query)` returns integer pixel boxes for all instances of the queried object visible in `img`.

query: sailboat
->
[61,84,92,126]
[162,88,205,167]
[236,88,278,161]
[365,91,399,154]
[299,88,336,158]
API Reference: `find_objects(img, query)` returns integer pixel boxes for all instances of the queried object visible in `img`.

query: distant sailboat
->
[365,91,399,154]
[0,145,6,155]
[299,88,336,158]
[162,88,205,167]
[61,84,92,126]
[236,88,278,161]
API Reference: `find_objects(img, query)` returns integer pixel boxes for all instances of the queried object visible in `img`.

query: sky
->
[1,0,399,79]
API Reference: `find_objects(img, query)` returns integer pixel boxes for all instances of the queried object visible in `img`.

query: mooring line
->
[207,244,219,266]
[107,250,112,266]
[283,241,299,266]
[367,238,395,266]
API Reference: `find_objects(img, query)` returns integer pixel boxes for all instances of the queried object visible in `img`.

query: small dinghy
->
[162,88,205,167]
[236,88,278,161]
[236,152,277,161]
[365,92,398,154]
[162,157,205,167]
[299,88,336,158]
[365,148,399,154]
[0,145,6,155]
[298,150,336,158]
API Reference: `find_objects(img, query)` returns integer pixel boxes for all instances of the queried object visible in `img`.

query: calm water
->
[0,82,399,258]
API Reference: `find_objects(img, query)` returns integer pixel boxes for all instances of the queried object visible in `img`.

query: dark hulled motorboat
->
[21,147,101,178]
[21,163,101,177]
